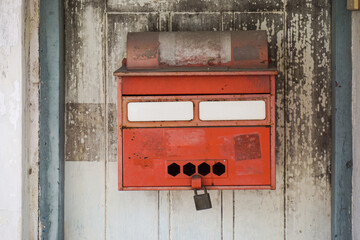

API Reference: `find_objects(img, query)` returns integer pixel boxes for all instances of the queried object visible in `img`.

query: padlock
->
[193,186,212,211]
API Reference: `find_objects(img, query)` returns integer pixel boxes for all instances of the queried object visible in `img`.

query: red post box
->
[114,31,277,191]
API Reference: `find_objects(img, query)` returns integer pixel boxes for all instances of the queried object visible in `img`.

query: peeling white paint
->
[65,1,105,104]
[0,0,25,239]
[286,10,331,240]
[26,4,41,239]
[0,0,20,56]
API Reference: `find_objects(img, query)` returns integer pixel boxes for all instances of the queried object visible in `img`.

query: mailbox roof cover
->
[122,31,269,70]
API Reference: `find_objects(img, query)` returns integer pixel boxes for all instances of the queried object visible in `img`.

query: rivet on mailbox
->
[114,31,277,211]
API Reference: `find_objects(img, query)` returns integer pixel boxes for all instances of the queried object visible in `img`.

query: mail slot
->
[114,31,277,190]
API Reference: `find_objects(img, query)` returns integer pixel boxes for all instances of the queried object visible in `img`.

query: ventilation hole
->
[168,163,180,177]
[198,162,210,176]
[212,162,225,176]
[183,163,196,176]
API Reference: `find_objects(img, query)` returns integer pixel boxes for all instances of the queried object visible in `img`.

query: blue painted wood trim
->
[331,1,353,239]
[39,0,64,239]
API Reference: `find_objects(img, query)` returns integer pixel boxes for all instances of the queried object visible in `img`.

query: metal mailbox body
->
[114,31,276,191]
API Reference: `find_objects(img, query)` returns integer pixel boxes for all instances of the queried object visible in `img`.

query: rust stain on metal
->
[134,157,154,168]
[133,47,158,60]
[234,134,262,161]
[127,32,159,69]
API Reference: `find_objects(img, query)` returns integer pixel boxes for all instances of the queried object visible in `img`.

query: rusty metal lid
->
[125,31,269,70]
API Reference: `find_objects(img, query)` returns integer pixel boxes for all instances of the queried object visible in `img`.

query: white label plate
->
[199,100,266,120]
[127,101,194,122]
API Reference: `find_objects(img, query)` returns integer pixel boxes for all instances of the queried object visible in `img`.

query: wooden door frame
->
[331,1,353,239]
[37,1,353,239]
[39,0,65,239]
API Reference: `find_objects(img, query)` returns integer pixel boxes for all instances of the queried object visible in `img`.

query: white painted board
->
[106,162,159,240]
[64,161,105,240]
[169,190,222,240]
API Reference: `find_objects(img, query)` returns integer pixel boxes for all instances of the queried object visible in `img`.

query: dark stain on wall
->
[65,103,105,161]
[172,13,222,31]
[108,103,118,162]
[285,0,331,184]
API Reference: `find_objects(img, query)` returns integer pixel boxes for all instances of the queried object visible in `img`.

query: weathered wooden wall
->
[64,0,331,239]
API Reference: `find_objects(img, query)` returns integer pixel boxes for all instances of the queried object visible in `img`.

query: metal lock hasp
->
[193,186,212,211]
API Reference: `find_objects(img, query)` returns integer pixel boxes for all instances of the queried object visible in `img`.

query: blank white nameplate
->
[199,100,266,120]
[128,101,194,121]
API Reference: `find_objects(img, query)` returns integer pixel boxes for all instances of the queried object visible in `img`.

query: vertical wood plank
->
[158,191,170,240]
[234,190,284,240]
[26,0,40,238]
[160,12,170,32]
[105,13,160,240]
[64,1,106,161]
[65,0,105,104]
[107,103,118,163]
[64,1,106,239]
[285,1,332,239]
[233,12,285,240]
[64,162,105,240]
[64,0,106,159]
[222,190,234,240]
[222,12,234,31]
[170,190,222,240]
[105,162,159,239]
